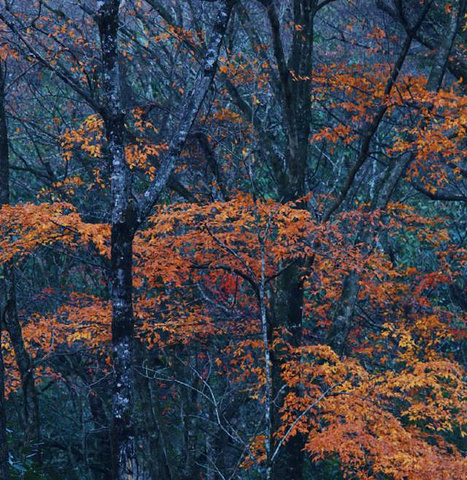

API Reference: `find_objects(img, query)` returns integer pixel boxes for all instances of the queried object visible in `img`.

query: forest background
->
[0,1,466,480]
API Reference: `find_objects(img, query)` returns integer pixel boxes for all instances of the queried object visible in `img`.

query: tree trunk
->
[270,266,305,480]
[96,1,235,477]
[0,58,9,480]
[0,340,7,480]
[110,218,138,480]
[263,2,316,477]
[1,58,41,473]
[96,2,139,478]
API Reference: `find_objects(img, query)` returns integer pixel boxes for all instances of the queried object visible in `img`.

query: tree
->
[0,1,466,479]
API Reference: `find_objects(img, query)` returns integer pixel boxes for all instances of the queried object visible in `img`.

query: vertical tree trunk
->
[0,344,7,480]
[0,59,10,480]
[96,2,235,477]
[1,57,41,474]
[263,3,316,478]
[96,2,139,479]
[270,266,305,480]
[110,217,137,480]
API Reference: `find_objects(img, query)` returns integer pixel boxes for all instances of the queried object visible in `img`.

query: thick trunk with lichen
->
[110,216,138,480]
[97,2,234,477]
[0,59,9,480]
[0,345,6,480]
[97,2,139,478]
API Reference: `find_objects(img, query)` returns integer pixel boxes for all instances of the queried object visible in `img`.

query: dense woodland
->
[0,0,466,479]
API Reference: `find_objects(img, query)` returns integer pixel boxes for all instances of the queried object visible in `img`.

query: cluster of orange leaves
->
[279,344,467,480]
[312,61,467,195]
[0,195,466,479]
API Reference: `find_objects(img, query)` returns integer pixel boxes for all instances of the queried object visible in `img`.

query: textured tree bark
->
[181,376,202,480]
[110,218,138,480]
[262,2,317,478]
[98,2,235,477]
[270,266,305,480]
[0,59,9,480]
[96,2,139,479]
[0,345,7,480]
